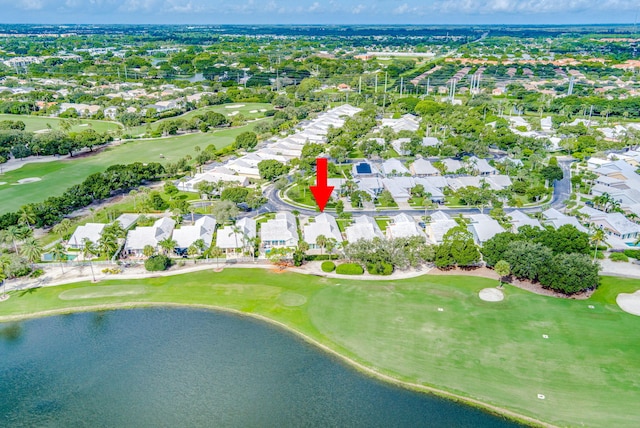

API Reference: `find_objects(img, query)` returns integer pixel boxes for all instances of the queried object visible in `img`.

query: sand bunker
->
[616,290,640,316]
[479,288,504,302]
[227,111,239,116]
[225,104,245,109]
[249,110,258,113]
[0,182,6,185]
[259,109,267,112]
[13,177,42,185]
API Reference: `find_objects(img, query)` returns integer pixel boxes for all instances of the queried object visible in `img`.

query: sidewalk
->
[4,259,436,293]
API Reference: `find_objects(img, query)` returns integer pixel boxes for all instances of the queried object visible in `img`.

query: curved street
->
[261,159,573,217]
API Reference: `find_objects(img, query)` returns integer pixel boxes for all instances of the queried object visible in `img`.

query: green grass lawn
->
[0,122,262,214]
[1,270,638,427]
[0,114,122,133]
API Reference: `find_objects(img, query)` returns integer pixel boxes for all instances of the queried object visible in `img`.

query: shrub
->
[101,267,122,274]
[144,254,172,272]
[366,261,394,275]
[610,252,629,262]
[321,261,336,272]
[335,263,364,275]
[30,269,44,278]
[624,249,640,259]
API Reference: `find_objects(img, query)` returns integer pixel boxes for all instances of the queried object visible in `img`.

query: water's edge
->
[0,302,547,427]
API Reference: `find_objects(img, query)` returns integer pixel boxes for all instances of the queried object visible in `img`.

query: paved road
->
[260,159,573,217]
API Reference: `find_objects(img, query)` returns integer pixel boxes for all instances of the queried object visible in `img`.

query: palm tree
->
[98,234,118,260]
[208,246,224,268]
[20,237,43,264]
[82,239,97,282]
[315,234,327,254]
[325,238,337,256]
[4,225,22,253]
[129,189,139,211]
[591,228,606,263]
[158,238,177,256]
[52,219,73,241]
[18,206,36,229]
[188,244,199,264]
[143,245,155,258]
[51,242,68,274]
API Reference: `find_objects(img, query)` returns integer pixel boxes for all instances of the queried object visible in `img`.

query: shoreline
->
[0,301,552,428]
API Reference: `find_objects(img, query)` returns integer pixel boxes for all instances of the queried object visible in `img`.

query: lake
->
[0,308,520,427]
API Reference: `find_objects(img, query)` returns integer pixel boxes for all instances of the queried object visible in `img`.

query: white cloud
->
[19,0,44,10]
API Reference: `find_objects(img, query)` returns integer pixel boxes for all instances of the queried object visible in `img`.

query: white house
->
[542,208,587,232]
[261,212,299,249]
[426,211,458,243]
[380,158,410,177]
[178,167,249,193]
[410,158,439,177]
[172,216,217,253]
[104,106,119,120]
[390,138,412,156]
[303,213,342,249]
[467,156,497,176]
[467,214,505,244]
[216,217,257,255]
[386,214,427,240]
[579,206,640,242]
[345,215,383,242]
[124,217,176,256]
[509,210,542,232]
[68,223,106,249]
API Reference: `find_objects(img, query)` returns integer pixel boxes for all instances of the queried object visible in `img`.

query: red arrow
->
[310,157,334,212]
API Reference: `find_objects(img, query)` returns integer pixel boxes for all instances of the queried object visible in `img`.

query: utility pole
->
[359,76,362,94]
[374,74,378,93]
[427,77,430,95]
[400,77,403,96]
[384,72,388,93]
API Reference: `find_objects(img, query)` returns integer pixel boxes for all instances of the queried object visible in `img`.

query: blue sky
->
[0,0,637,25]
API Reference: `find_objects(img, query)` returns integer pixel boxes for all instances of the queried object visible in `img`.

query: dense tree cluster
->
[345,236,434,270]
[481,225,598,294]
[0,162,165,230]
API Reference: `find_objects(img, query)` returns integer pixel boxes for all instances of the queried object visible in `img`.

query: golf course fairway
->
[1,269,638,427]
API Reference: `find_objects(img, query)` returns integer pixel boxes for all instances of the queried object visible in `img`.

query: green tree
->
[539,253,599,294]
[51,242,68,274]
[81,239,97,282]
[481,232,520,267]
[158,237,177,256]
[20,238,42,264]
[188,244,199,264]
[212,200,240,225]
[233,131,258,150]
[315,234,327,255]
[504,241,553,281]
[143,245,156,258]
[258,159,290,181]
[494,260,511,287]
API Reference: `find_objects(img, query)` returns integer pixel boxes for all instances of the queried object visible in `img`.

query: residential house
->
[104,106,119,120]
[216,217,257,256]
[542,208,588,232]
[352,161,381,178]
[178,167,250,193]
[68,223,106,249]
[509,210,542,232]
[386,214,427,240]
[345,215,384,242]
[467,156,497,176]
[124,217,176,256]
[261,212,299,249]
[390,138,412,156]
[303,213,342,249]
[380,159,409,177]
[579,206,640,242]
[467,214,505,244]
[172,216,217,254]
[410,158,440,177]
[426,211,457,244]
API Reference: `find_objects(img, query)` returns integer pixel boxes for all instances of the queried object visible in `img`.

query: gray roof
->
[345,215,383,242]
